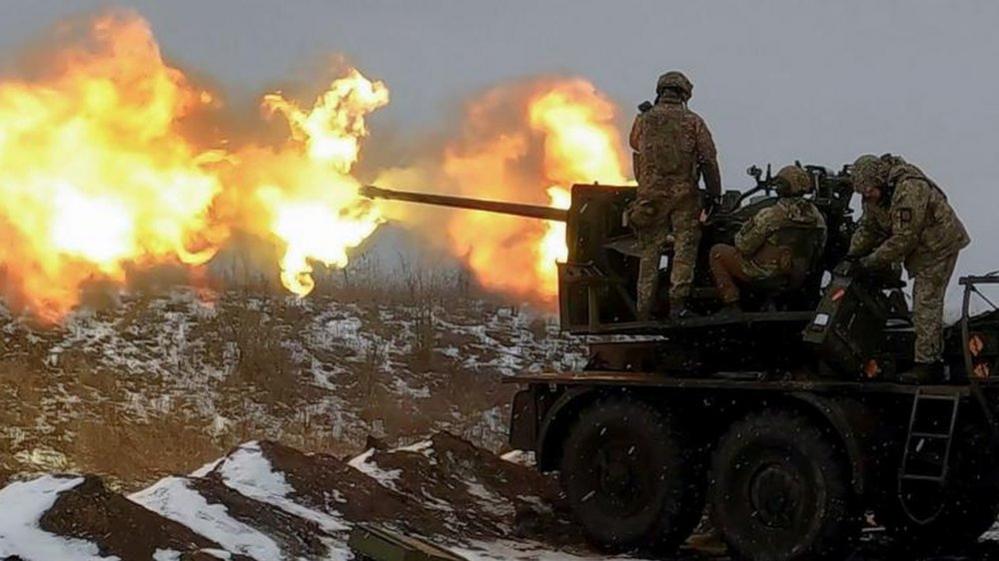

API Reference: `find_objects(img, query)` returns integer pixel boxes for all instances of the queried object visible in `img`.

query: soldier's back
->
[637,102,703,197]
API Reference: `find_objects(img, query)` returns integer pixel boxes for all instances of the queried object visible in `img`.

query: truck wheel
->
[709,411,859,561]
[559,397,702,553]
[881,423,999,552]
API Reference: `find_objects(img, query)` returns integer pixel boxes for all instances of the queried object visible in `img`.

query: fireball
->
[0,12,225,321]
[238,69,389,296]
[439,78,631,303]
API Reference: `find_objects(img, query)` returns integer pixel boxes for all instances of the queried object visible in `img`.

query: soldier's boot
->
[669,300,697,320]
[900,362,945,384]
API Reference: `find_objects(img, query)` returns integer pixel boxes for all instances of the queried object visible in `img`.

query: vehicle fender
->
[790,391,871,496]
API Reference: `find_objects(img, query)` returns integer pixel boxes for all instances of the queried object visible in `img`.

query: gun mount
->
[361,164,857,341]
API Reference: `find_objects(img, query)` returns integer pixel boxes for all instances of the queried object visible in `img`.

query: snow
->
[0,476,115,561]
[455,540,648,561]
[215,442,349,533]
[347,448,402,490]
[499,450,535,467]
[129,476,282,561]
[464,481,515,518]
[392,440,434,454]
[153,549,182,561]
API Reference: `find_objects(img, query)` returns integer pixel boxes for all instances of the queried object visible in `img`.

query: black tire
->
[880,421,999,553]
[709,410,860,561]
[559,396,703,553]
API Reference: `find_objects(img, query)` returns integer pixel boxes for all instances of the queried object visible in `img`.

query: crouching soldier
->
[709,165,827,313]
[848,154,970,382]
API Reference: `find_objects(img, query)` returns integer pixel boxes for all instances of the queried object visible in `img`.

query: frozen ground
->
[2,434,998,560]
[0,288,585,487]
[0,434,653,561]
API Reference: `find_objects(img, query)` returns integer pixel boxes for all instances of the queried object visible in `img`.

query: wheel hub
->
[749,463,803,528]
[594,443,646,514]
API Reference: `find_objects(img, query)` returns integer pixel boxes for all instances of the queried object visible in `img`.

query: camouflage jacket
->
[850,163,970,274]
[735,198,828,279]
[629,99,719,202]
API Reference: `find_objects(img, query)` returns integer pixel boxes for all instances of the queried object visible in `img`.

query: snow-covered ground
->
[0,435,658,561]
[0,288,585,486]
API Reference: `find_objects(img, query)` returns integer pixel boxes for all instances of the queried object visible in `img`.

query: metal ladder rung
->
[901,473,947,482]
[913,393,961,401]
[910,432,953,439]
[897,387,963,525]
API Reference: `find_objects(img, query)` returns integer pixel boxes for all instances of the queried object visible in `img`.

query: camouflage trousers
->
[636,196,701,319]
[708,244,754,304]
[912,253,959,364]
[709,244,785,304]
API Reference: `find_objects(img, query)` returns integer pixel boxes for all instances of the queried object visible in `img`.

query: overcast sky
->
[2,0,998,285]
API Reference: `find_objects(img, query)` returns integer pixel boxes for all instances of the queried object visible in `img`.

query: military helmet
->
[656,71,693,100]
[851,154,888,194]
[774,165,812,197]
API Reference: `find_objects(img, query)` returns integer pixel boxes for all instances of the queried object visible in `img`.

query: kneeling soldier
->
[709,165,827,312]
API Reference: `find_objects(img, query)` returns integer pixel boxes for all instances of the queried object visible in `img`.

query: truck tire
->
[709,410,859,561]
[881,422,999,552]
[559,397,702,553]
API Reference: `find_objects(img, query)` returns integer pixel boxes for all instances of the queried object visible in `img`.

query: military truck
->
[360,165,999,561]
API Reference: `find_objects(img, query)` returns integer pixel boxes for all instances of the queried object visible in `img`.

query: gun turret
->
[359,185,568,222]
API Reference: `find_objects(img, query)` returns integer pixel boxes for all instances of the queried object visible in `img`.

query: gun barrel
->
[360,185,568,222]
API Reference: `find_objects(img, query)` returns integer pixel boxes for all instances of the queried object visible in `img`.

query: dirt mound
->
[352,433,580,544]
[252,440,449,535]
[0,433,644,561]
[38,475,238,560]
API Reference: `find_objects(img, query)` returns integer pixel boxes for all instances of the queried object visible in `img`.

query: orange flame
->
[0,10,632,318]
[438,79,630,303]
[245,70,389,295]
[0,13,226,321]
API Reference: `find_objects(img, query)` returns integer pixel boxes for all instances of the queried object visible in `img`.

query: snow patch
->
[348,449,402,490]
[129,476,281,561]
[216,442,348,533]
[153,549,182,561]
[0,476,114,561]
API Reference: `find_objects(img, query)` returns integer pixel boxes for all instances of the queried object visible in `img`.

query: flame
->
[0,13,225,321]
[437,79,630,303]
[0,9,630,318]
[233,70,389,296]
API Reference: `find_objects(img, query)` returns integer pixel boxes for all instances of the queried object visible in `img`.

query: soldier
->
[628,71,722,320]
[708,165,827,312]
[848,154,970,382]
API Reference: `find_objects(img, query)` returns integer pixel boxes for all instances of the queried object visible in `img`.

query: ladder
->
[897,387,961,525]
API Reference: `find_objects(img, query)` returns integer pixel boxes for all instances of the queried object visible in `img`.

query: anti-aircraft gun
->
[360,168,999,561]
[363,165,856,372]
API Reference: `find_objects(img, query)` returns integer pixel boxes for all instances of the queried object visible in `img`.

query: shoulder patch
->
[897,207,913,224]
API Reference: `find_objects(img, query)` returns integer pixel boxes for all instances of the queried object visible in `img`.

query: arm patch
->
[897,207,913,225]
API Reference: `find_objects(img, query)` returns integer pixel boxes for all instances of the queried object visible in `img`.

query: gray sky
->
[2,0,998,281]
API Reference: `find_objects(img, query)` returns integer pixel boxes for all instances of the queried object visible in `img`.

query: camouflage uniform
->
[710,166,827,304]
[849,154,970,364]
[628,72,721,319]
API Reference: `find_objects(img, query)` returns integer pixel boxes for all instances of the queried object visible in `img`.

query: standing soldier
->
[709,165,827,312]
[629,71,722,320]
[849,154,970,382]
